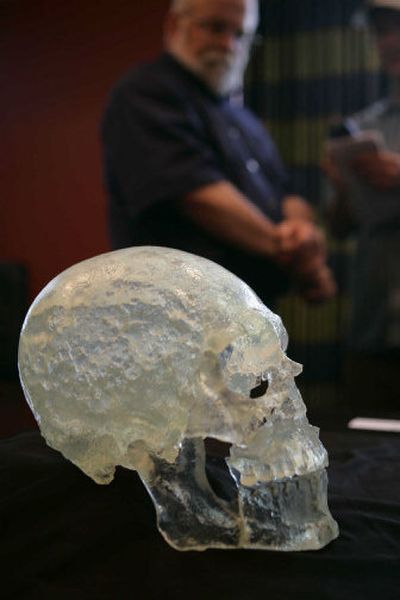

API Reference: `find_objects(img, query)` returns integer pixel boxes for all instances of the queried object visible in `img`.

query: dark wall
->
[1,0,170,299]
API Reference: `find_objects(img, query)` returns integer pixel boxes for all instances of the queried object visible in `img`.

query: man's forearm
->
[281,195,316,222]
[181,180,336,302]
[181,180,280,258]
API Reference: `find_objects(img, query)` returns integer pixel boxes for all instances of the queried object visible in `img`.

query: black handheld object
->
[329,118,360,139]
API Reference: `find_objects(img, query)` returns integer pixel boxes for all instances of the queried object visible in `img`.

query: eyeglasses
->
[183,14,261,46]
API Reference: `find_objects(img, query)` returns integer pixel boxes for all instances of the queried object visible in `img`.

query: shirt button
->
[246,158,260,174]
[228,127,240,140]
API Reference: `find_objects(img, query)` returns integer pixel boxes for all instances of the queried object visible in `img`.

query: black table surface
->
[0,426,399,600]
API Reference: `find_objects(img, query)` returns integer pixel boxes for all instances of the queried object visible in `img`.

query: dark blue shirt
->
[102,53,291,304]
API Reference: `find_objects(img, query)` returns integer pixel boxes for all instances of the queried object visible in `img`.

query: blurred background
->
[0,0,386,435]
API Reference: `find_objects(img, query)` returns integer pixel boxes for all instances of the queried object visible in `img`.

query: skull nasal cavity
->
[250,379,269,399]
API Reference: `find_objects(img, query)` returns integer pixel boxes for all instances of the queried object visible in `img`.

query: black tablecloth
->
[0,429,399,600]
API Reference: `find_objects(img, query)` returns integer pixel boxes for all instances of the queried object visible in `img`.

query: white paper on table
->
[348,417,400,432]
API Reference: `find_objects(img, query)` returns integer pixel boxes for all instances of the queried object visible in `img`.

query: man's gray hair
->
[170,0,260,25]
[170,0,194,13]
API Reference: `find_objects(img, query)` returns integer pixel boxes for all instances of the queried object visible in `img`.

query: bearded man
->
[102,0,335,307]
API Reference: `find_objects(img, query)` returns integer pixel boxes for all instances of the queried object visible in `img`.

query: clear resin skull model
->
[18,246,338,551]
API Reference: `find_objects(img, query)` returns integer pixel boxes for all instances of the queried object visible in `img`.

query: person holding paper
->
[322,0,400,407]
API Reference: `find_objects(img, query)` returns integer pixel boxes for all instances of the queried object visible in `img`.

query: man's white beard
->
[179,49,250,96]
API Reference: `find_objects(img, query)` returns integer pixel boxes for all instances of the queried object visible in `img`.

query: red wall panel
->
[1,0,169,298]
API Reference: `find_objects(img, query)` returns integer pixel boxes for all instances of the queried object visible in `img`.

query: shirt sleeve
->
[102,78,226,218]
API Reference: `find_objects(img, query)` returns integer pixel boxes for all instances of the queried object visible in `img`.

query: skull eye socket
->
[249,378,269,399]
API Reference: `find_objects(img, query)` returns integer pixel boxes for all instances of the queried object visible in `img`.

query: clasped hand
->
[274,220,336,302]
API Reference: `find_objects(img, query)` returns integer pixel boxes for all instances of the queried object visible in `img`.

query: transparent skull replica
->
[19,246,338,551]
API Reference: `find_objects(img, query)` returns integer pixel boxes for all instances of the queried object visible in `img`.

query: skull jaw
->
[137,438,339,551]
[235,469,339,551]
[138,438,241,550]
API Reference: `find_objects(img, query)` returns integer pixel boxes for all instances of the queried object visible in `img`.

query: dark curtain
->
[245,0,387,406]
[247,0,385,204]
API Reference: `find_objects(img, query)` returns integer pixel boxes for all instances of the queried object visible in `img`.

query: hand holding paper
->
[351,150,400,190]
